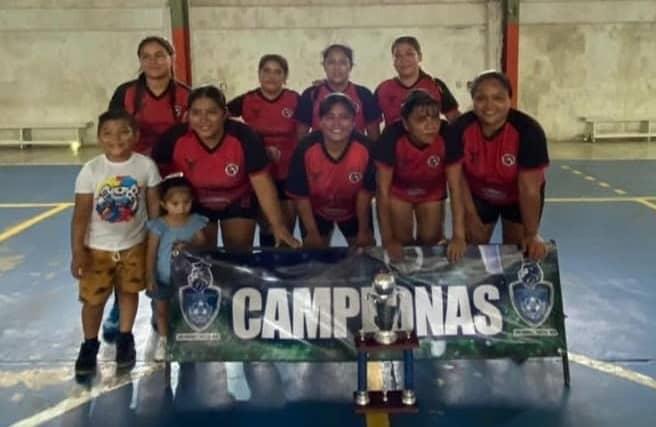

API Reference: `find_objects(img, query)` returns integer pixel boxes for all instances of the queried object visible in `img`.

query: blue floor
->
[1,161,655,427]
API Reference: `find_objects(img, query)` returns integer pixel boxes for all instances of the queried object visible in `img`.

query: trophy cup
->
[354,272,418,413]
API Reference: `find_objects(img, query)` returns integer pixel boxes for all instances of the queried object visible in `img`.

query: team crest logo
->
[179,261,221,332]
[266,145,281,162]
[225,163,240,177]
[174,105,184,119]
[510,262,554,328]
[281,108,294,118]
[348,171,362,184]
[502,153,516,167]
[427,155,441,168]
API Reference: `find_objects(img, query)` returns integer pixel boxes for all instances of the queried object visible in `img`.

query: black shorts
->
[193,196,258,222]
[275,180,290,201]
[300,215,359,239]
[473,184,545,225]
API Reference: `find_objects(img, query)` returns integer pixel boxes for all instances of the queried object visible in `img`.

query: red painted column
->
[503,0,520,107]
[170,0,192,85]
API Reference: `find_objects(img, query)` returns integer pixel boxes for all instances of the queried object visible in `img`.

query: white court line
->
[568,352,656,390]
[8,363,163,427]
[6,352,656,427]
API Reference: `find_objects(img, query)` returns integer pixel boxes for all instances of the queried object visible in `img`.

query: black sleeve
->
[108,82,130,111]
[355,85,382,124]
[151,123,188,166]
[227,120,270,174]
[293,87,315,126]
[374,121,404,167]
[434,78,459,114]
[363,152,377,193]
[285,138,313,198]
[444,115,473,163]
[512,111,549,169]
[227,94,245,117]
[441,121,463,165]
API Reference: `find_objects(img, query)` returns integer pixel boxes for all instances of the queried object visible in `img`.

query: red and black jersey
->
[286,131,376,222]
[375,70,459,126]
[109,74,189,156]
[448,109,549,205]
[152,120,269,212]
[227,88,299,181]
[293,82,381,132]
[374,121,461,204]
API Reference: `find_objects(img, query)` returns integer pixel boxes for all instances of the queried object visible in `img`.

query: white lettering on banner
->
[398,287,415,330]
[444,286,476,336]
[291,288,332,339]
[232,288,262,339]
[415,286,444,336]
[262,288,293,339]
[232,285,506,339]
[332,287,360,338]
[473,285,503,335]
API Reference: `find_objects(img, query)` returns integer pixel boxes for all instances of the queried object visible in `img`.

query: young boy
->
[71,109,161,374]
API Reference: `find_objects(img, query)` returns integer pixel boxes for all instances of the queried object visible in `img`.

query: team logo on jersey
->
[427,155,441,168]
[225,163,240,177]
[281,108,294,119]
[96,176,139,223]
[174,105,184,119]
[348,171,363,184]
[185,157,196,171]
[502,153,516,167]
[266,145,282,162]
[509,262,554,328]
[179,260,222,332]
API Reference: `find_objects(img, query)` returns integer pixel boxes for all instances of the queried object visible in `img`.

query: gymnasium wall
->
[189,0,501,110]
[2,1,653,142]
[519,0,656,140]
[0,0,500,142]
[0,0,170,136]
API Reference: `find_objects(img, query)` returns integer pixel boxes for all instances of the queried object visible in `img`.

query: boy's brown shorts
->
[79,243,146,306]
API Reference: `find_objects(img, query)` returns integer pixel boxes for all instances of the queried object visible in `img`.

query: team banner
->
[169,245,567,362]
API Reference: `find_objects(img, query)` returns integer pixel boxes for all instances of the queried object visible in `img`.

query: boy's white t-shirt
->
[74,153,161,251]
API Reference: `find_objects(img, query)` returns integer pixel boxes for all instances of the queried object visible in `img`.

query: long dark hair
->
[133,36,182,121]
[188,85,227,111]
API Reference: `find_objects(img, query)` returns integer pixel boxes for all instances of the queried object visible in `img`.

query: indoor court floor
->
[0,142,655,427]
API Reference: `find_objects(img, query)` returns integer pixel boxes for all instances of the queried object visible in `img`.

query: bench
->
[580,116,656,142]
[0,122,93,149]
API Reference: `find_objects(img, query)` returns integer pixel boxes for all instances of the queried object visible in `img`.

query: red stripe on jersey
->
[304,140,371,222]
[169,131,253,211]
[123,82,189,155]
[390,134,449,204]
[376,74,442,126]
[240,89,299,181]
[310,83,368,132]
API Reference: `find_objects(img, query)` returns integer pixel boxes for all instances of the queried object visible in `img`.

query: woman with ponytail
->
[108,36,190,156]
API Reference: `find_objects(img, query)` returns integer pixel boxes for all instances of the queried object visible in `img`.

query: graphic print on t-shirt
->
[95,176,140,223]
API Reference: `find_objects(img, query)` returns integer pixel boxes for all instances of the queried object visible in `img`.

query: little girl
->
[146,174,208,361]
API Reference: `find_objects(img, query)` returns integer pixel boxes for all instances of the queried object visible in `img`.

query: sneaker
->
[154,336,167,362]
[102,302,120,343]
[75,339,100,375]
[116,332,136,369]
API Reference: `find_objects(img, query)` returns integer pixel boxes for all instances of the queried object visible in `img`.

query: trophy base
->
[355,330,419,351]
[353,390,418,414]
[374,330,397,345]
[401,389,416,406]
[354,390,370,406]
